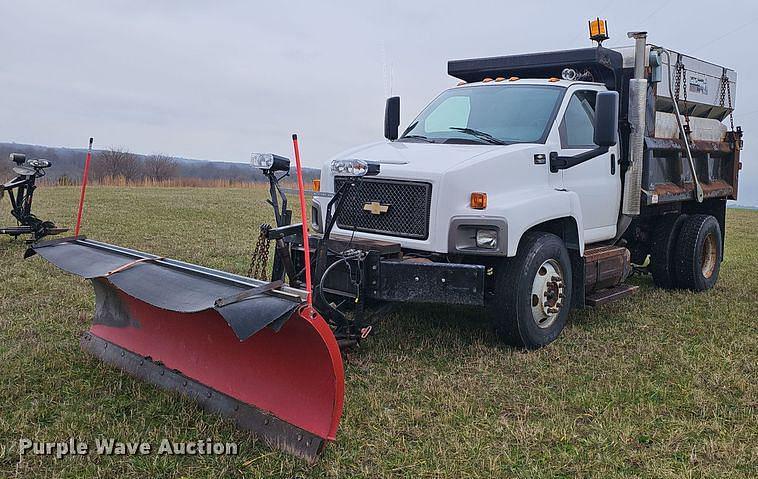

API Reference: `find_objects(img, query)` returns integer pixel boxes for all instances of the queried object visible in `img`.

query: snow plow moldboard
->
[28,236,345,462]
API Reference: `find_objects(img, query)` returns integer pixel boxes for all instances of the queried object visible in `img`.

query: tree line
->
[91,148,178,182]
[1,142,320,185]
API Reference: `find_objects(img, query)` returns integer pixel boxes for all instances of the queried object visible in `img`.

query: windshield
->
[400,85,564,145]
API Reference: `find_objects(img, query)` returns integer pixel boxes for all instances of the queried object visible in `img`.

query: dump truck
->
[305,23,742,348]
[28,20,742,460]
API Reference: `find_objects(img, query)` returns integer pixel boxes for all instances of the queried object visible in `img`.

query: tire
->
[649,214,687,289]
[674,214,722,291]
[487,232,572,349]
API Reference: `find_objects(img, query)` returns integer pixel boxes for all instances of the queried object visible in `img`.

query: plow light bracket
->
[330,159,380,177]
[251,153,291,172]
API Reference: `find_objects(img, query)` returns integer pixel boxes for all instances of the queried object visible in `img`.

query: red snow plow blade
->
[29,237,344,461]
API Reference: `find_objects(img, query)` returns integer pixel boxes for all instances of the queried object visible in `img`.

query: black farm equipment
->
[1,153,67,241]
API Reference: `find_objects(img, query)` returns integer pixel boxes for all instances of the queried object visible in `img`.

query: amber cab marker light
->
[312,179,321,192]
[482,77,494,82]
[470,192,488,210]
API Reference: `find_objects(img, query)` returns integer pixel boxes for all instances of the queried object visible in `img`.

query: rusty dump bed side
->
[641,132,743,207]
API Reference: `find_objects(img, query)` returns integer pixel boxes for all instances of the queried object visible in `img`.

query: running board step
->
[585,284,639,307]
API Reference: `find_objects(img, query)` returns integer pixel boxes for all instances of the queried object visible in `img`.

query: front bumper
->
[291,235,486,307]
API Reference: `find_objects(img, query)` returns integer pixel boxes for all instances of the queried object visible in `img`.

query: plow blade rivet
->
[297,434,303,441]
[264,419,270,425]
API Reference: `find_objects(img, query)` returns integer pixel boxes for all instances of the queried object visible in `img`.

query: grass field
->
[1,186,756,478]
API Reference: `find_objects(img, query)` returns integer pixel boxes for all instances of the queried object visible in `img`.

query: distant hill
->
[0,142,319,183]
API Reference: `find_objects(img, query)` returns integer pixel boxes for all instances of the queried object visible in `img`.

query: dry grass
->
[0,186,756,478]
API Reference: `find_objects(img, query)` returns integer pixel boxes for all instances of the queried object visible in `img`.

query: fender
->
[485,188,585,256]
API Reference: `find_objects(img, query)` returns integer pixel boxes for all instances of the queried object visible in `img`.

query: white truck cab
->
[315,78,621,257]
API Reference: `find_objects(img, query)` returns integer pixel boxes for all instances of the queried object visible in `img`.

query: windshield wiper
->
[399,134,435,143]
[449,127,506,145]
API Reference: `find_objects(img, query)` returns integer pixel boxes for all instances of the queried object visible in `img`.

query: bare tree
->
[92,148,143,181]
[143,154,178,181]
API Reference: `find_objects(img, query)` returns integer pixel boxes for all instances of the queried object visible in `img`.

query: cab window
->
[559,91,597,149]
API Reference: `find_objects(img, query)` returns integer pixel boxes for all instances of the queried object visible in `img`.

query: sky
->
[1,0,756,204]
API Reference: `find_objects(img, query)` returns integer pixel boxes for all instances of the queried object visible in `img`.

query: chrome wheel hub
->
[530,259,565,329]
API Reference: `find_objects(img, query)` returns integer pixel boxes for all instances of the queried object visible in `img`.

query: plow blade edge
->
[30,237,344,461]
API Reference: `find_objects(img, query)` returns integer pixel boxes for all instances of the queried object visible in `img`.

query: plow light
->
[250,153,290,172]
[330,159,380,177]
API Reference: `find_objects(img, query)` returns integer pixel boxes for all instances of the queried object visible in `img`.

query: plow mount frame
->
[1,154,67,240]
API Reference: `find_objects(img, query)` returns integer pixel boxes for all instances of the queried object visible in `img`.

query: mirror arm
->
[549,146,609,173]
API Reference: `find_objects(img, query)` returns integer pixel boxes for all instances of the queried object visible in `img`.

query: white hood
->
[329,140,500,175]
[322,140,544,186]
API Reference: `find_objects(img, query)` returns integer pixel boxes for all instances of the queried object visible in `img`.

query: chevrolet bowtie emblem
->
[363,201,390,215]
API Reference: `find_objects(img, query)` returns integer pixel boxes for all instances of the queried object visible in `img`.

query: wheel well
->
[522,217,584,309]
[523,217,580,251]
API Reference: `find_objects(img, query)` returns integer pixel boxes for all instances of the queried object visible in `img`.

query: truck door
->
[555,88,621,243]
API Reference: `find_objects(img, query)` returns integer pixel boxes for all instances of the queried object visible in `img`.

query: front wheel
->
[487,232,573,348]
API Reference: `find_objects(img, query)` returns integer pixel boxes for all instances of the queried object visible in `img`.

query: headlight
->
[475,229,498,249]
[330,159,380,177]
[250,153,290,172]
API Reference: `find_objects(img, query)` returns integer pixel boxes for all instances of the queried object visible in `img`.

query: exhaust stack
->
[622,31,648,216]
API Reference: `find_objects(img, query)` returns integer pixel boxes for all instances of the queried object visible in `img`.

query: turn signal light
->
[312,179,321,192]
[470,192,488,210]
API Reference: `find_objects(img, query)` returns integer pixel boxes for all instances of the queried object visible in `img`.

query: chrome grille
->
[334,177,432,240]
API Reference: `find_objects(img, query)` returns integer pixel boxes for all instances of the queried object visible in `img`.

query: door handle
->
[610,153,616,175]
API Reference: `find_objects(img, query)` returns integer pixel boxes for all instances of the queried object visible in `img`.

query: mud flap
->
[30,237,344,461]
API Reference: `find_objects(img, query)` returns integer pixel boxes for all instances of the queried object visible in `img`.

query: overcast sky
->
[1,0,756,204]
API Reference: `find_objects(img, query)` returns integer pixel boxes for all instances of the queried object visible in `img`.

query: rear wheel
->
[674,214,722,291]
[487,232,572,348]
[649,214,687,289]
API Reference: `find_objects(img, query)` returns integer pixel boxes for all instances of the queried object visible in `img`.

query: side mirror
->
[593,91,619,147]
[384,96,400,141]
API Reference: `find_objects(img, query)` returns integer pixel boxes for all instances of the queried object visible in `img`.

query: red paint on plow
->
[90,289,344,442]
